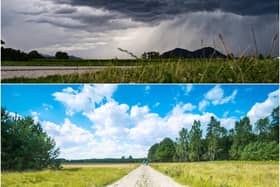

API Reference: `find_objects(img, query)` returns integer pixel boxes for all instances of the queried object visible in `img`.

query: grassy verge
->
[1,164,137,187]
[2,59,278,83]
[152,161,279,187]
[1,59,157,66]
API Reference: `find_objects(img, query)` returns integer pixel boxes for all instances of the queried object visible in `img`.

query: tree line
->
[1,108,61,171]
[148,107,279,162]
[1,40,69,61]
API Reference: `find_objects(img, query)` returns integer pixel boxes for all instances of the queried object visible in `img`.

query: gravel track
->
[107,165,186,187]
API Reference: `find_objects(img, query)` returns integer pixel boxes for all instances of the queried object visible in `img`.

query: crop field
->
[152,161,279,187]
[1,164,138,187]
[2,58,278,83]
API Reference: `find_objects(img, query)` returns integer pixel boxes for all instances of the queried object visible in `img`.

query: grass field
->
[2,58,278,83]
[152,161,279,187]
[1,59,143,66]
[1,164,137,187]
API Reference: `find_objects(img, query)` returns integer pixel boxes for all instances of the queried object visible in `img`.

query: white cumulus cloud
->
[247,89,279,124]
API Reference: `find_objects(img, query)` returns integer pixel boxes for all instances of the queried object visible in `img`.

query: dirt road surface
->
[1,66,135,79]
[107,165,186,187]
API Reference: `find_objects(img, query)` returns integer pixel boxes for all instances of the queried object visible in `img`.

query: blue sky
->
[2,84,279,159]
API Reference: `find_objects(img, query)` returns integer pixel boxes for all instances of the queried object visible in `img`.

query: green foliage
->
[148,107,279,163]
[1,108,61,171]
[240,141,279,160]
[155,138,176,162]
[148,138,175,162]
[270,107,279,143]
[229,117,253,159]
[188,120,203,161]
[206,116,227,161]
[55,51,69,59]
[148,143,159,162]
[174,128,189,162]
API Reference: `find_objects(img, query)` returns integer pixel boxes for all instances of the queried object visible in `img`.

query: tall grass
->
[1,164,137,187]
[3,58,278,83]
[152,161,279,187]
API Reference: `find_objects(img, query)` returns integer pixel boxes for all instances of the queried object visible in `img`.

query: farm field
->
[1,164,138,187]
[152,161,279,187]
[2,58,278,83]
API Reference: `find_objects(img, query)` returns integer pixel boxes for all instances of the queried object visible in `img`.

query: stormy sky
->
[2,0,279,58]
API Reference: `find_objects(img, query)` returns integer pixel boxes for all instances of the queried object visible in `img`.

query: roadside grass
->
[2,58,278,83]
[1,59,158,66]
[1,164,137,187]
[152,161,279,187]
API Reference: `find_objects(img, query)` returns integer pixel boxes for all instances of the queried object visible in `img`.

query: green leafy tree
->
[230,117,253,159]
[206,116,227,161]
[175,128,189,162]
[155,138,175,162]
[255,117,270,141]
[188,120,203,161]
[148,143,159,162]
[1,108,61,171]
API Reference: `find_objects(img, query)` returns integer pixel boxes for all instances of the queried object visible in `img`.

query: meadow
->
[1,164,137,187]
[152,161,279,187]
[2,58,278,83]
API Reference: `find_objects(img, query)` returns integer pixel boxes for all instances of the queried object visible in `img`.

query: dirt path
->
[107,165,186,187]
[1,66,135,79]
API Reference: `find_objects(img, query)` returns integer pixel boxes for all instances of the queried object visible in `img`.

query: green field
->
[1,164,137,187]
[152,161,279,187]
[1,59,142,66]
[2,58,278,83]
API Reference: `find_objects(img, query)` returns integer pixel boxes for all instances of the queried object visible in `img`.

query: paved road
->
[107,165,186,187]
[1,66,135,79]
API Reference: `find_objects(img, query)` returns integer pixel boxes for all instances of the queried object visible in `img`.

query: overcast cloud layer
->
[2,0,279,58]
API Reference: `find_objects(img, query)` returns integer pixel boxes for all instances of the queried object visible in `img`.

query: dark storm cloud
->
[50,0,278,23]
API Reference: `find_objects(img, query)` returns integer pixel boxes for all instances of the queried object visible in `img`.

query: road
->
[107,165,186,187]
[1,66,135,79]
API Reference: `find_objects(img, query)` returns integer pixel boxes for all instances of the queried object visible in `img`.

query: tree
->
[206,116,226,161]
[255,117,270,141]
[148,143,159,162]
[230,117,253,159]
[1,47,29,61]
[1,108,61,171]
[1,40,5,45]
[175,128,189,162]
[188,120,202,161]
[155,138,175,162]
[270,107,279,143]
[142,51,160,60]
[55,51,69,59]
[28,50,44,59]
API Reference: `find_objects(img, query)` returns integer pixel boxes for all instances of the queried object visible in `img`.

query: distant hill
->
[161,47,226,59]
